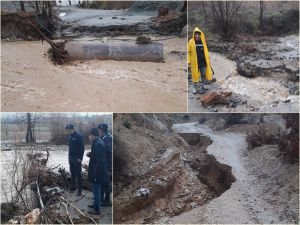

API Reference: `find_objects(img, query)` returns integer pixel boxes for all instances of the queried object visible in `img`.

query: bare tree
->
[26,113,36,143]
[259,1,265,30]
[211,1,244,40]
[35,1,40,13]
[201,1,208,23]
[20,1,25,11]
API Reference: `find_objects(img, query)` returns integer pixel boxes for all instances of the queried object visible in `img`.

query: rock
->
[136,188,150,197]
[285,64,299,80]
[23,208,40,224]
[283,99,291,103]
[8,219,19,224]
[190,202,197,208]
[204,118,226,130]
[200,91,230,107]
[208,108,218,112]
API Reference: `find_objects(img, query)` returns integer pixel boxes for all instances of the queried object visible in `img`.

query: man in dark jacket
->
[98,123,112,206]
[87,128,108,215]
[65,124,85,196]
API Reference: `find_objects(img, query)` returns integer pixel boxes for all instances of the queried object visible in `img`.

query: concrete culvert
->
[65,41,164,62]
[178,133,212,146]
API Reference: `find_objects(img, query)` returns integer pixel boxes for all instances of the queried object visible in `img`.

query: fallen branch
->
[59,196,97,224]
[36,180,44,209]
[59,198,74,225]
[29,18,69,65]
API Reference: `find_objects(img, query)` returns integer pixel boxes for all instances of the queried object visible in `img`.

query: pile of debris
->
[208,36,299,83]
[150,11,187,34]
[4,150,93,224]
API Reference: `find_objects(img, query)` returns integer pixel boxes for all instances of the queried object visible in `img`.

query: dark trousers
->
[92,182,101,213]
[69,156,82,193]
[101,180,111,203]
[199,65,206,82]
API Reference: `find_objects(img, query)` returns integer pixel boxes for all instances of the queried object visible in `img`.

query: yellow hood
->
[192,27,202,39]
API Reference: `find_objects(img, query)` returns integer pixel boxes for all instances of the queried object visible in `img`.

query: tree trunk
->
[47,1,53,19]
[259,1,264,30]
[180,1,187,12]
[201,1,208,23]
[35,1,39,13]
[26,113,35,143]
[20,1,25,12]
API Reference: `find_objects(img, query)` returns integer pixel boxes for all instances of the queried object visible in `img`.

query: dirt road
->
[171,122,299,224]
[1,36,187,112]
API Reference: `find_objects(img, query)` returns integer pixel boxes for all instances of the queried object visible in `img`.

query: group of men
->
[65,123,112,215]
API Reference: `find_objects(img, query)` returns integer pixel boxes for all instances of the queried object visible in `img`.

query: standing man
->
[87,128,108,215]
[98,123,112,206]
[188,27,214,94]
[65,124,84,196]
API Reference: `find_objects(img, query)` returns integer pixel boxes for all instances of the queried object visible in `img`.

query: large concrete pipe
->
[65,41,164,62]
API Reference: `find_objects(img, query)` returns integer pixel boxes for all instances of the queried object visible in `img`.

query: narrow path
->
[170,122,280,223]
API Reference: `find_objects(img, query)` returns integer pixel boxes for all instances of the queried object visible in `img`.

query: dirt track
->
[171,122,299,224]
[1,36,187,112]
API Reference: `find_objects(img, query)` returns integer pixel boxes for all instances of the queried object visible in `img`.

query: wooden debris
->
[150,11,187,34]
[158,7,169,17]
[136,36,152,44]
[29,18,69,65]
[200,91,231,107]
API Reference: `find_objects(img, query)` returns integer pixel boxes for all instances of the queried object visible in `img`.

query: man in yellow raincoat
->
[188,27,213,94]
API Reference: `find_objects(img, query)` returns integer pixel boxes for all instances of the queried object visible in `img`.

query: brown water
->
[1,36,187,112]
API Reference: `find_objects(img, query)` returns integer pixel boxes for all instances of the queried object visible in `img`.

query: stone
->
[200,91,229,107]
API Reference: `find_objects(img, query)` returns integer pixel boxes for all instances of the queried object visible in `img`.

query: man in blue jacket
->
[87,128,108,215]
[98,123,112,206]
[65,124,85,196]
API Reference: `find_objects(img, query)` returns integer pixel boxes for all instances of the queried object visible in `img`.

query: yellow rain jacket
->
[188,27,213,83]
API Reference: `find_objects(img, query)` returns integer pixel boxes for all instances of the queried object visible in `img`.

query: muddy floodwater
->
[1,36,187,112]
[1,145,90,202]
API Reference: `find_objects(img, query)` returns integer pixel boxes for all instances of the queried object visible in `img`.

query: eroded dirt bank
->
[1,36,186,112]
[113,114,237,223]
[170,121,299,224]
